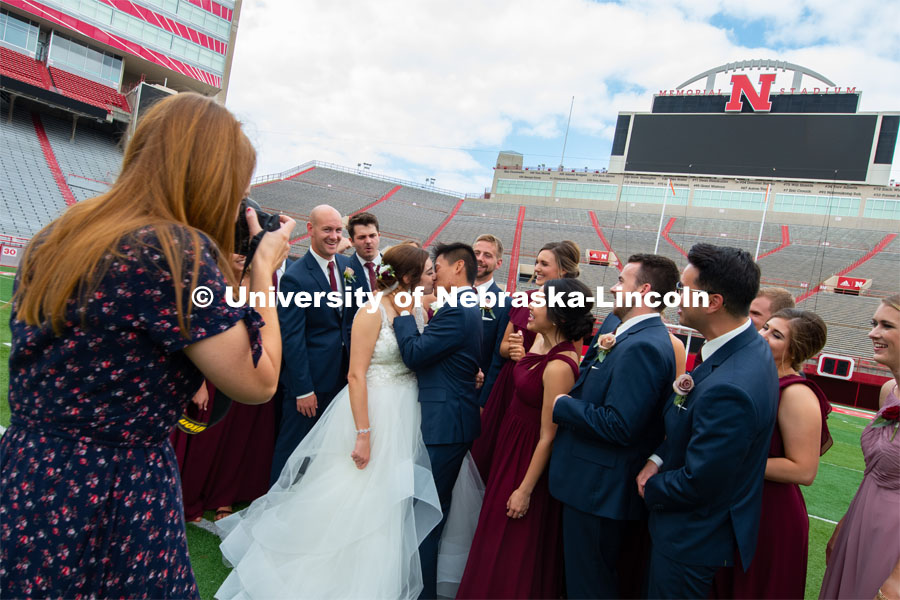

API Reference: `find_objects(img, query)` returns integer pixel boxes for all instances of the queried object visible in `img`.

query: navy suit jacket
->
[476,281,510,406]
[349,252,381,294]
[579,313,621,368]
[277,250,362,405]
[550,316,675,520]
[644,324,778,569]
[394,288,483,445]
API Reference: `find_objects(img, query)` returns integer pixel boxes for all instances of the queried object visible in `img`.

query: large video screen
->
[624,114,878,181]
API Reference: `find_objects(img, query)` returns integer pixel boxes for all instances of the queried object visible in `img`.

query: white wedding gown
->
[216,304,442,599]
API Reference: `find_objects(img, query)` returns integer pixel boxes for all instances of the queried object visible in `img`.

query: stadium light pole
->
[654,178,675,254]
[753,183,772,260]
[559,96,574,170]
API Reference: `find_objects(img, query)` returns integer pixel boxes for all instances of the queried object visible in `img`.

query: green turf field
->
[0,272,869,598]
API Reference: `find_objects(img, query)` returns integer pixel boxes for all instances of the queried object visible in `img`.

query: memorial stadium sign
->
[655,59,859,113]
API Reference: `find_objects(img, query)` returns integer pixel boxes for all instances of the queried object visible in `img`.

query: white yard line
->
[821,461,864,473]
[809,514,838,525]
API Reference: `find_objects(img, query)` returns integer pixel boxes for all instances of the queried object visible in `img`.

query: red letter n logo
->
[725,73,777,112]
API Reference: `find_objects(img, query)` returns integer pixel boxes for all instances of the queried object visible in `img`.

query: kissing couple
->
[216,242,484,599]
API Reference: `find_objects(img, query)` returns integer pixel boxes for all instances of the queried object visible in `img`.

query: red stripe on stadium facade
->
[6,0,221,87]
[185,0,233,21]
[95,0,228,54]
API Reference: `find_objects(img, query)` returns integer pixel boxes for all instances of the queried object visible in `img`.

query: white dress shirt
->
[310,248,343,295]
[614,312,660,338]
[699,319,753,362]
[475,278,496,295]
[297,249,343,400]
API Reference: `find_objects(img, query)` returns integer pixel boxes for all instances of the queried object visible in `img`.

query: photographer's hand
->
[245,207,294,275]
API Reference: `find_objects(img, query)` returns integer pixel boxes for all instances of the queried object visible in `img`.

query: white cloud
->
[226,0,900,191]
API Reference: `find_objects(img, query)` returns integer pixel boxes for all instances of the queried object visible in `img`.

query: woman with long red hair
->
[0,93,293,598]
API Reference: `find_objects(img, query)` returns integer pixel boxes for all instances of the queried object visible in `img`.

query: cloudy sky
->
[226,0,900,193]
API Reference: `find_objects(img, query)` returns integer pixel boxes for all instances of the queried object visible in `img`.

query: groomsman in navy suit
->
[271,205,363,483]
[393,243,483,599]
[637,243,778,599]
[472,234,510,406]
[549,254,680,598]
[579,311,621,368]
[346,212,382,293]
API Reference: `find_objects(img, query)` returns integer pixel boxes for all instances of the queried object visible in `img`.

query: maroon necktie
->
[365,261,377,290]
[327,261,338,292]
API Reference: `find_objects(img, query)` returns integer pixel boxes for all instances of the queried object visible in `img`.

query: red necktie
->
[327,261,338,292]
[365,261,377,290]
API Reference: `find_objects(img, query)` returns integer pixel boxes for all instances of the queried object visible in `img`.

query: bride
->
[216,244,442,599]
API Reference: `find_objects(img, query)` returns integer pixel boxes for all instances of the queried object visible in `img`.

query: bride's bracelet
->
[356,427,372,435]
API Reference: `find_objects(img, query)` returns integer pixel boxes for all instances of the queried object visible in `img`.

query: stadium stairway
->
[285,183,402,251]
[422,198,464,247]
[757,225,791,260]
[589,211,623,273]
[0,106,69,237]
[505,207,526,293]
[30,114,77,207]
[661,217,688,259]
[796,233,899,303]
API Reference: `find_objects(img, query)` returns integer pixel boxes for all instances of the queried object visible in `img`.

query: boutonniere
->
[593,333,616,363]
[343,266,356,284]
[872,405,900,441]
[430,301,441,316]
[672,374,695,410]
[480,304,496,319]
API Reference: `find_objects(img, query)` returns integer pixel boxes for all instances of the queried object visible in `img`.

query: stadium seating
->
[0,46,50,90]
[40,113,122,197]
[0,102,68,238]
[2,138,897,358]
[366,187,457,243]
[48,67,130,113]
[797,294,883,358]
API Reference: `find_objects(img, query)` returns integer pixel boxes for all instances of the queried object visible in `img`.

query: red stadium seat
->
[48,67,131,113]
[0,46,50,90]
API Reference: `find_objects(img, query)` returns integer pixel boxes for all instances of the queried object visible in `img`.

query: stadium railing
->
[251,160,464,198]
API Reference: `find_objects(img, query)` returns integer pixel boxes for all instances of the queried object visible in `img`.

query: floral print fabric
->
[1,226,262,598]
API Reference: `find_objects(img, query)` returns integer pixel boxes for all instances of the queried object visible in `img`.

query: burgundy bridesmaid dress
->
[457,341,578,599]
[170,382,276,521]
[713,374,833,599]
[470,287,538,482]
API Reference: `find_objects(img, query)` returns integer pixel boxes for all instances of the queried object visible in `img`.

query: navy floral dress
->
[1,226,262,598]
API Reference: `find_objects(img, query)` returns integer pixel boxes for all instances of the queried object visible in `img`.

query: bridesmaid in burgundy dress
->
[457,279,596,599]
[713,308,831,599]
[170,254,277,522]
[471,240,582,482]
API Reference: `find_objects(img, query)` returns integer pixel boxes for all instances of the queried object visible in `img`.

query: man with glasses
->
[636,243,778,599]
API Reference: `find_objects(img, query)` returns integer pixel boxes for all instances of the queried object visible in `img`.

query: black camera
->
[235,197,281,256]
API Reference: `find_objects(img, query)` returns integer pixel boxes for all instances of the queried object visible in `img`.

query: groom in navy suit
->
[549,254,680,598]
[637,243,778,598]
[394,242,483,599]
[271,204,363,483]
